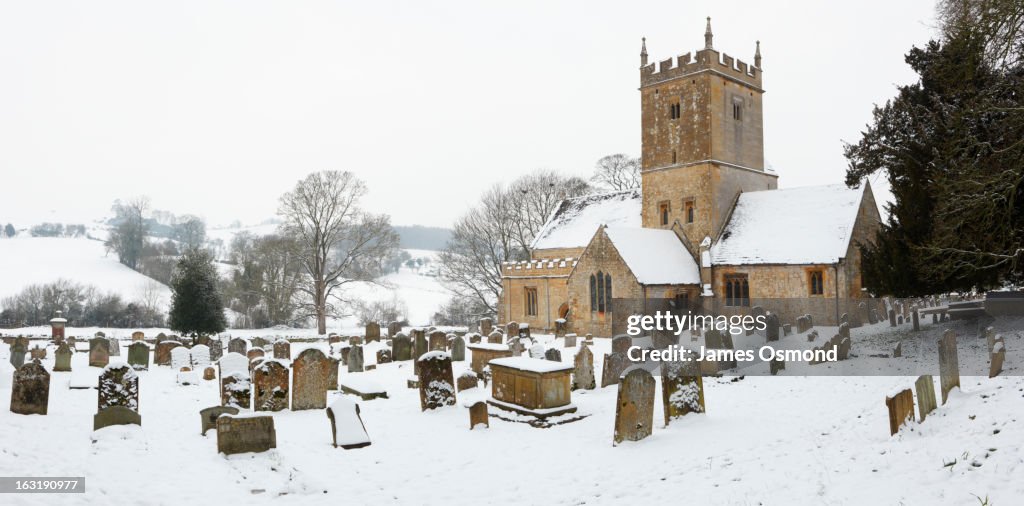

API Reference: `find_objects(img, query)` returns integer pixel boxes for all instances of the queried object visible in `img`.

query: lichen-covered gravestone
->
[365,322,381,343]
[217,414,276,455]
[273,340,291,360]
[469,401,489,430]
[613,366,656,445]
[54,342,73,372]
[326,397,371,449]
[600,352,631,388]
[89,337,110,368]
[611,335,631,355]
[938,330,960,404]
[418,351,456,411]
[228,338,247,355]
[154,341,181,366]
[572,346,595,390]
[348,345,365,373]
[327,357,340,390]
[126,341,149,371]
[661,357,704,425]
[253,360,289,412]
[544,348,561,362]
[885,388,914,435]
[292,348,330,411]
[98,364,139,411]
[428,331,447,352]
[11,362,50,415]
[392,334,412,361]
[451,336,466,362]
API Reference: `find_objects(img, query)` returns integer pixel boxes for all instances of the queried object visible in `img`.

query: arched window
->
[725,274,750,307]
[604,273,612,313]
[596,270,605,312]
[809,270,824,295]
[589,274,597,311]
[725,279,734,307]
[742,279,750,306]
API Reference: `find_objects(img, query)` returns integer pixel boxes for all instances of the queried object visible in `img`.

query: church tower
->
[639,18,776,245]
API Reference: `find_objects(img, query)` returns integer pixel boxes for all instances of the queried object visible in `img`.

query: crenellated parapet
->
[501,258,577,278]
[641,48,760,89]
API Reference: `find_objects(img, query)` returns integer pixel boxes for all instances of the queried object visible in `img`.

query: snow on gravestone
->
[292,348,330,410]
[98,364,139,411]
[572,346,595,390]
[89,338,110,368]
[487,331,503,345]
[170,346,192,371]
[273,340,290,360]
[661,356,704,425]
[107,338,120,357]
[613,366,656,445]
[191,345,211,368]
[418,351,456,411]
[253,360,289,412]
[529,344,545,359]
[54,342,73,372]
[219,353,251,408]
[938,330,960,405]
[326,397,371,449]
[127,342,149,370]
[11,362,50,415]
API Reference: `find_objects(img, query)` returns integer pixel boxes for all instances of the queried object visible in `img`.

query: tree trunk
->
[315,281,327,335]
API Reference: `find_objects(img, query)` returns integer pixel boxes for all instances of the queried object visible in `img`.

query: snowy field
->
[1,315,1022,505]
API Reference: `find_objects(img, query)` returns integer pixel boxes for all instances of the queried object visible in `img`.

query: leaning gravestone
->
[451,336,466,362]
[89,338,110,368]
[292,348,330,411]
[326,397,371,449]
[200,405,240,435]
[228,338,247,355]
[613,366,656,445]
[94,405,141,431]
[938,330,960,405]
[10,362,50,415]
[365,322,381,343]
[611,335,631,355]
[392,334,412,361]
[348,345,365,373]
[601,352,631,388]
[216,414,276,455]
[127,342,150,370]
[273,340,291,360]
[54,342,73,372]
[253,360,289,412]
[661,357,704,425]
[107,338,120,357]
[98,364,139,411]
[915,375,937,422]
[154,341,181,366]
[885,388,914,435]
[572,346,596,390]
[418,351,456,411]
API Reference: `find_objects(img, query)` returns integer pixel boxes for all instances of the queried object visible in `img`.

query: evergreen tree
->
[169,248,226,334]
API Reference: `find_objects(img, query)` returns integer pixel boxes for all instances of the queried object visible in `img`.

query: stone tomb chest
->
[467,343,513,374]
[488,357,575,417]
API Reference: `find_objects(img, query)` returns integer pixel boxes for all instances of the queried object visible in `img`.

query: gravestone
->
[487,331,503,344]
[893,341,902,358]
[94,406,141,431]
[200,405,239,435]
[203,367,216,380]
[451,336,466,362]
[838,337,851,360]
[327,357,340,390]
[376,349,393,364]
[938,330,960,404]
[216,414,276,455]
[519,323,531,338]
[990,341,1005,378]
[572,346,596,390]
[912,310,920,331]
[613,366,656,445]
[340,347,350,367]
[885,388,914,435]
[661,357,704,425]
[469,401,489,429]
[456,370,479,391]
[191,344,211,368]
[107,338,120,357]
[251,337,269,350]
[915,375,937,422]
[765,313,780,342]
[529,344,545,359]
[98,364,139,411]
[897,315,903,325]
[30,346,46,361]
[348,345,365,373]
[506,322,519,338]
[253,360,290,412]
[365,322,381,343]
[247,348,265,362]
[889,309,896,327]
[601,352,631,388]
[418,351,456,411]
[10,362,50,415]
[554,319,567,337]
[228,338,247,355]
[9,342,26,369]
[467,333,481,344]
[544,348,562,362]
[209,339,223,362]
[564,334,577,348]
[54,343,73,372]
[838,322,850,339]
[769,357,786,375]
[171,346,192,371]
[326,397,371,449]
[413,329,428,358]
[611,335,631,355]
[131,331,144,341]
[387,321,403,337]
[869,309,879,325]
[782,324,791,336]
[89,338,110,368]
[292,348,330,410]
[221,372,251,409]
[479,318,493,336]
[510,340,525,357]
[194,335,212,348]
[273,340,291,360]
[127,342,150,370]
[392,334,412,361]
[154,341,181,366]
[428,331,447,352]
[795,316,810,334]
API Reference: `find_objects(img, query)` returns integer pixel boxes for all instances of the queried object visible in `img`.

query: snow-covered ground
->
[1,315,1022,504]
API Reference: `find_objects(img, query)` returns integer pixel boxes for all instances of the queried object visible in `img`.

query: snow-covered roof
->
[604,227,701,285]
[710,184,866,265]
[531,189,641,251]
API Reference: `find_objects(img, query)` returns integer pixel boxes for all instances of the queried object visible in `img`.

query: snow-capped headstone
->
[216,414,276,455]
[191,344,211,367]
[456,370,479,392]
[154,341,180,366]
[544,348,561,362]
[221,372,251,409]
[451,336,466,362]
[469,401,488,429]
[54,342,73,372]
[272,340,290,360]
[506,322,519,339]
[613,366,655,445]
[885,388,914,435]
[428,331,447,352]
[127,342,149,370]
[365,322,381,343]
[838,322,850,339]
[246,348,265,362]
[487,331,503,344]
[89,337,110,368]
[529,344,545,359]
[348,345,365,373]
[171,346,191,371]
[11,361,49,415]
[418,351,456,411]
[554,319,567,337]
[938,330,960,405]
[479,318,492,336]
[601,352,631,388]
[98,364,138,411]
[327,397,371,449]
[572,346,595,390]
[94,405,141,431]
[292,348,330,411]
[107,338,120,357]
[253,360,289,412]
[661,357,703,425]
[392,334,412,361]
[131,331,144,341]
[228,338,247,355]
[990,340,1005,378]
[200,405,239,435]
[915,375,937,422]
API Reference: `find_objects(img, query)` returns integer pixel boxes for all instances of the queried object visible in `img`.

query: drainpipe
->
[833,262,841,325]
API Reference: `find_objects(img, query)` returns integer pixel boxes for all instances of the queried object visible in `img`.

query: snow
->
[489,357,573,373]
[530,189,641,251]
[467,343,509,351]
[604,227,701,285]
[327,396,371,447]
[710,184,866,265]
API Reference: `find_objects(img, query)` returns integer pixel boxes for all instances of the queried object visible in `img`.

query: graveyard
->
[2,304,1022,505]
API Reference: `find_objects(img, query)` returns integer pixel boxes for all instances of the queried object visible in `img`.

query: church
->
[498,19,882,337]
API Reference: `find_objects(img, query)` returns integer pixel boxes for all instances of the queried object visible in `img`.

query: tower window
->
[725,274,750,307]
[684,198,695,223]
[809,270,824,296]
[658,201,670,225]
[525,287,538,316]
[669,102,681,120]
[732,98,743,121]
[672,150,677,164]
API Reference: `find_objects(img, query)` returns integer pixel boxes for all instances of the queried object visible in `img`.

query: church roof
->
[710,184,867,265]
[531,189,641,251]
[604,227,701,285]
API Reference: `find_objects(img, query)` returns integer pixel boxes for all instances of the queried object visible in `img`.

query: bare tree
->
[137,279,166,315]
[591,154,641,191]
[256,234,304,326]
[106,197,150,269]
[278,171,399,334]
[510,169,590,254]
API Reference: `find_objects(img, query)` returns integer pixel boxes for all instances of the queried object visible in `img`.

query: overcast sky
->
[0,0,937,229]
